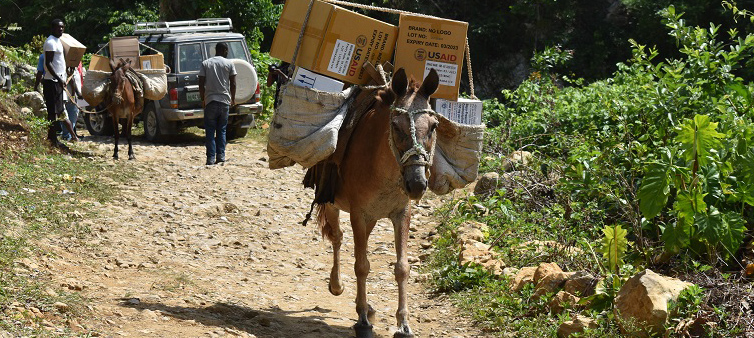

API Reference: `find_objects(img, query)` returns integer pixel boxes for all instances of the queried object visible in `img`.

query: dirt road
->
[43,132,486,338]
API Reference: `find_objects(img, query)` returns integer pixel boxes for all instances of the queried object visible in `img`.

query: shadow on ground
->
[120,300,359,338]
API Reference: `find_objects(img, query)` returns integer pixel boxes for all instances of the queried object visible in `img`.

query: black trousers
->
[43,79,64,141]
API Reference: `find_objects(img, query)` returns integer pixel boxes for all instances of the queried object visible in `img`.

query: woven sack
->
[429,115,486,195]
[135,69,167,100]
[82,70,110,107]
[267,83,354,169]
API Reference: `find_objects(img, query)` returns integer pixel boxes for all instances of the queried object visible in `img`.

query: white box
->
[434,98,483,125]
[292,67,345,93]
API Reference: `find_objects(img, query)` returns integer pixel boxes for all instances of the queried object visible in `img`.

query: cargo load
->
[293,67,344,92]
[434,98,483,125]
[270,0,398,85]
[394,14,468,100]
[59,33,86,68]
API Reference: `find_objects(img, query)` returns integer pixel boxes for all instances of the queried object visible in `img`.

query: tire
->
[143,103,163,142]
[84,111,114,136]
[227,125,249,140]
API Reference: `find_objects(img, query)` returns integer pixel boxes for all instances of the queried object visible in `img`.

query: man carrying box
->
[43,18,78,146]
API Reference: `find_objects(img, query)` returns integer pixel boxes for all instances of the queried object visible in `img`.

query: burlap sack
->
[429,115,486,195]
[134,69,167,100]
[267,83,354,169]
[82,70,110,107]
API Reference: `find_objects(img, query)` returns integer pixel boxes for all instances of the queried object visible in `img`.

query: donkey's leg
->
[126,116,135,160]
[323,204,345,296]
[112,115,120,160]
[390,205,414,338]
[352,214,377,338]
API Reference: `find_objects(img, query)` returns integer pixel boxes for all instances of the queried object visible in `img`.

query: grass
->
[0,95,134,335]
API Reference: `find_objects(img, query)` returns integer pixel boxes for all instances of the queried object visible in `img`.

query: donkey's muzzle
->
[403,166,428,200]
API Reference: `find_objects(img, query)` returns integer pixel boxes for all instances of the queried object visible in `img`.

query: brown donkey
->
[317,68,439,338]
[106,58,143,160]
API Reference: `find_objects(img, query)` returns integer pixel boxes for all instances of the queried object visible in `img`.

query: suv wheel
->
[143,103,163,142]
[84,111,114,136]
[228,124,249,140]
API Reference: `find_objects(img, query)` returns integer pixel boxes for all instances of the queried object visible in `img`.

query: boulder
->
[502,150,533,171]
[557,315,598,337]
[510,266,537,292]
[456,221,488,244]
[549,290,580,314]
[615,269,694,335]
[15,91,46,118]
[564,271,598,297]
[534,271,575,299]
[12,63,36,89]
[473,172,500,196]
[534,262,562,284]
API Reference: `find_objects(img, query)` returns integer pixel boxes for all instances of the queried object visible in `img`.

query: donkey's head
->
[379,68,440,200]
[108,58,131,104]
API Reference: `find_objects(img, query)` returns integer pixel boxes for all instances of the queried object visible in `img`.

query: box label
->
[424,60,458,87]
[327,39,355,76]
[435,98,483,125]
[142,60,152,69]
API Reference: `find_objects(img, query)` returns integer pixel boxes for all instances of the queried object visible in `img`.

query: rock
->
[53,302,70,313]
[557,315,598,337]
[456,221,487,244]
[548,291,580,314]
[502,151,533,172]
[615,269,694,335]
[564,271,598,297]
[473,172,500,196]
[534,262,563,284]
[511,266,537,292]
[534,271,573,299]
[15,91,46,118]
[12,63,36,88]
[20,107,32,116]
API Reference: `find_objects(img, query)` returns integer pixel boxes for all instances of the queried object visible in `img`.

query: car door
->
[176,42,204,109]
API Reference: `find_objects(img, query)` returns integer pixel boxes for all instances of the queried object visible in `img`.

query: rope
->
[138,41,162,55]
[94,42,109,56]
[318,0,476,99]
[289,0,316,78]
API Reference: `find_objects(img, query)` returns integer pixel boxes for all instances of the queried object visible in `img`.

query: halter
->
[389,106,438,168]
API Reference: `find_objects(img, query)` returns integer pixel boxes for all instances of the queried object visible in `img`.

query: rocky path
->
[43,132,487,338]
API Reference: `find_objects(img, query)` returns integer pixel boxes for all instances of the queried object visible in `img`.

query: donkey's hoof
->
[393,331,414,338]
[128,155,136,161]
[328,282,344,296]
[353,323,374,338]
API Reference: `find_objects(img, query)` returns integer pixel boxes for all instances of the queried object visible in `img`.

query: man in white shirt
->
[43,18,78,146]
[199,42,236,165]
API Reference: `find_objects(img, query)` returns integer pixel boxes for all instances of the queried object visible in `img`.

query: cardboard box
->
[293,67,344,92]
[434,98,483,125]
[270,0,398,85]
[88,54,111,72]
[139,53,164,70]
[110,36,140,67]
[60,33,86,68]
[394,15,468,100]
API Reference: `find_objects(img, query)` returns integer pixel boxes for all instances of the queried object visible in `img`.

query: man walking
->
[199,42,236,165]
[43,18,78,146]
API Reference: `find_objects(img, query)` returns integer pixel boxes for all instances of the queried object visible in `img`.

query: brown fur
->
[106,58,143,160]
[316,68,440,338]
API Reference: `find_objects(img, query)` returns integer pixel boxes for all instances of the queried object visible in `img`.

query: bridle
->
[389,106,438,169]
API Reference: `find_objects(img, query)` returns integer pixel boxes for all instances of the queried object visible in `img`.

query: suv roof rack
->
[134,18,233,35]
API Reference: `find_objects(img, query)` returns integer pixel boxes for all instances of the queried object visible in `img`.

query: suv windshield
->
[204,41,247,61]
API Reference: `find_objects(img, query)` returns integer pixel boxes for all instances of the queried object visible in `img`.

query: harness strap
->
[390,106,436,167]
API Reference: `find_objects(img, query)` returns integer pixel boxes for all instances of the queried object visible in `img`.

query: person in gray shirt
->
[199,42,236,165]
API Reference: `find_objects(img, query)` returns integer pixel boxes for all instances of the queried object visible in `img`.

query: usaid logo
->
[355,35,367,48]
[414,48,426,61]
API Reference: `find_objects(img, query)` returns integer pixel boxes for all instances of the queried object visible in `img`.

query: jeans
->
[61,100,79,140]
[204,101,229,162]
[43,79,64,142]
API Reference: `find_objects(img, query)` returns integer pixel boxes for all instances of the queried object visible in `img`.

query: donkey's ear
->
[419,68,439,98]
[391,68,408,97]
[109,59,118,71]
